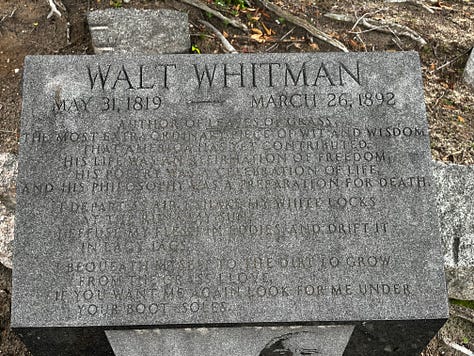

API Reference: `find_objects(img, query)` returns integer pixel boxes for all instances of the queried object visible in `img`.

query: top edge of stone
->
[22,51,421,62]
[87,8,188,16]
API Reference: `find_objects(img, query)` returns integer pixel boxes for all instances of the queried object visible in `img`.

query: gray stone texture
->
[463,49,474,89]
[87,9,191,54]
[106,325,354,356]
[0,153,17,269]
[12,52,448,354]
[433,161,474,300]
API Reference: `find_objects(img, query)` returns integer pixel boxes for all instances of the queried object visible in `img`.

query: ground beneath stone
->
[0,0,473,354]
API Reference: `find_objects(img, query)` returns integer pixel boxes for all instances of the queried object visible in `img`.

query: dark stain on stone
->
[259,332,320,356]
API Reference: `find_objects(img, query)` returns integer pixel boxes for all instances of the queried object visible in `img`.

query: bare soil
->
[0,0,473,354]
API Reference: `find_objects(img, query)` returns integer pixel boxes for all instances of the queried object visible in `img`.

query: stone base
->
[13,327,114,356]
[106,325,354,356]
[14,319,446,356]
[345,319,446,355]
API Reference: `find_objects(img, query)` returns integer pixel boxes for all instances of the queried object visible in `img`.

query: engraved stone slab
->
[106,325,354,356]
[12,52,447,354]
[88,9,190,54]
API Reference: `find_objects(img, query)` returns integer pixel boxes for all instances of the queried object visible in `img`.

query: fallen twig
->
[199,20,237,53]
[386,0,436,14]
[66,21,71,45]
[442,336,474,356]
[1,7,17,23]
[431,90,446,111]
[325,12,427,47]
[256,0,349,52]
[47,0,65,19]
[266,27,295,52]
[430,48,472,73]
[391,37,404,51]
[179,0,248,32]
[350,8,386,31]
[234,34,305,43]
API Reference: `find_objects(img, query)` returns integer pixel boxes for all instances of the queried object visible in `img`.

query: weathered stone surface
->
[445,267,474,300]
[0,153,17,269]
[463,50,474,89]
[432,161,474,300]
[0,204,14,269]
[87,9,190,54]
[12,52,447,354]
[433,161,474,268]
[106,325,354,356]
[0,153,17,211]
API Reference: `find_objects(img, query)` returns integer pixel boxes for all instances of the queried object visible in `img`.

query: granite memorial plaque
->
[12,52,448,354]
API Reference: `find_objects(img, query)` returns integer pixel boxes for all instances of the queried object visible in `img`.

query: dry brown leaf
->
[309,42,319,50]
[261,22,272,36]
[251,28,263,35]
[429,63,436,71]
[250,33,265,43]
[458,115,465,123]
[349,39,359,48]
[223,30,229,38]
[250,16,260,21]
[438,1,454,9]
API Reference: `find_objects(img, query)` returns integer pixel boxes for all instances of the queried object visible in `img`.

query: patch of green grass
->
[110,0,122,8]
[421,45,432,54]
[450,298,474,310]
[442,98,455,106]
[214,0,247,8]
